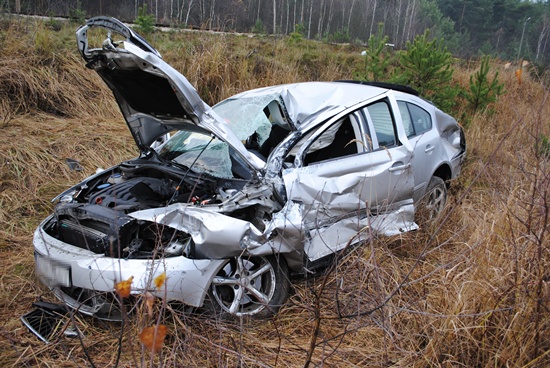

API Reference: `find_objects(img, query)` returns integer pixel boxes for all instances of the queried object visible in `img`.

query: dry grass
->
[0,17,549,367]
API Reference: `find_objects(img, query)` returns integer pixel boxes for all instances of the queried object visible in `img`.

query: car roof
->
[225,81,417,131]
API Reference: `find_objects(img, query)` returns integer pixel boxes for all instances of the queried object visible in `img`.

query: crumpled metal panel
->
[281,153,415,222]
[282,162,418,261]
[129,182,417,265]
[131,204,263,258]
[305,202,417,261]
[129,201,302,260]
[283,168,371,221]
[226,82,385,131]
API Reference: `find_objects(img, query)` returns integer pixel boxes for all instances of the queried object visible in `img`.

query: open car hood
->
[76,17,263,171]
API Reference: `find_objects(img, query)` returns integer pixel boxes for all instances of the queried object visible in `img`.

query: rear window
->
[398,101,432,137]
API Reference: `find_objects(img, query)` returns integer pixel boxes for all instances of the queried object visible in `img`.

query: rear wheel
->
[209,255,289,317]
[419,176,447,222]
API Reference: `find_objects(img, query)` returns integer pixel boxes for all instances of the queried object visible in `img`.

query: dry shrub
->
[0,19,118,119]
[0,17,549,368]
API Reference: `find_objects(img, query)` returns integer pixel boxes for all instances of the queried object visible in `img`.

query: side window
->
[398,101,432,137]
[397,101,414,137]
[367,101,396,147]
[408,103,432,135]
[303,116,361,165]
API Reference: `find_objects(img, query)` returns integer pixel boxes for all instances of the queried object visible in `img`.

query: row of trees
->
[2,0,550,65]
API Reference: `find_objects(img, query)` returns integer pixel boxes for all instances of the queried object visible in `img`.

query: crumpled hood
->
[76,17,263,171]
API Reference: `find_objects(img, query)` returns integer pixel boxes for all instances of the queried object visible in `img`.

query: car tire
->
[208,255,289,318]
[418,176,447,222]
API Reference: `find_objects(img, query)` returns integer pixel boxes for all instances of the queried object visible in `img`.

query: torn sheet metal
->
[305,203,418,261]
[130,202,300,259]
[224,82,387,131]
[261,200,304,253]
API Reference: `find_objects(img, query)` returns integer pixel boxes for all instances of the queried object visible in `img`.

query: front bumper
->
[33,216,225,315]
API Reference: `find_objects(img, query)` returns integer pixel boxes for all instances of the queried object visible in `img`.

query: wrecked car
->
[32,17,466,320]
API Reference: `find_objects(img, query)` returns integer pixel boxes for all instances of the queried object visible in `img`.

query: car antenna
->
[168,134,215,205]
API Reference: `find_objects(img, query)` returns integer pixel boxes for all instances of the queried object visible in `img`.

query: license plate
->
[35,253,71,288]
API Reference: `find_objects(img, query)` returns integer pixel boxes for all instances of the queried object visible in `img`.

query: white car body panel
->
[34,217,225,308]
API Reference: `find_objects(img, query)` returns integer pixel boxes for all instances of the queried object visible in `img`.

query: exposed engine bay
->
[42,155,264,260]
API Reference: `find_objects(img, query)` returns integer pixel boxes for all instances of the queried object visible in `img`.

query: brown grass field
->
[0,17,549,367]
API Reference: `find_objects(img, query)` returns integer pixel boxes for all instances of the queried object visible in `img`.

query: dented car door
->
[281,100,415,261]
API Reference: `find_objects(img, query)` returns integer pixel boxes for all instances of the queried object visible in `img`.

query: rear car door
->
[397,100,441,202]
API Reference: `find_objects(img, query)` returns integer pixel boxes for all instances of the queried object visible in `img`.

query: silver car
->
[33,17,465,320]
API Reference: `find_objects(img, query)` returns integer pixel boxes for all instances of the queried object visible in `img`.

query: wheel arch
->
[432,163,452,186]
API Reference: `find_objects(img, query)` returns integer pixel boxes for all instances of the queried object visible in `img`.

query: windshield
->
[158,130,234,179]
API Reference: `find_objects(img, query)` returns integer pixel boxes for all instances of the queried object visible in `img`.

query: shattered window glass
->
[158,130,233,178]
[213,93,282,145]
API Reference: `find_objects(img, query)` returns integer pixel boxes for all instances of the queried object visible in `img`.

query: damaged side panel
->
[282,149,415,221]
[304,203,417,261]
[281,143,417,262]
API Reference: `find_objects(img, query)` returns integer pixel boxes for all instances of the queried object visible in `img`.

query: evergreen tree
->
[464,55,504,115]
[418,0,461,53]
[354,23,394,82]
[395,30,459,111]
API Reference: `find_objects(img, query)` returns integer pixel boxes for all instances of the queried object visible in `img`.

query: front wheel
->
[209,255,289,317]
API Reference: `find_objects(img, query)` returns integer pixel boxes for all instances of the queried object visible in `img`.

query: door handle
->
[425,145,435,153]
[388,163,411,172]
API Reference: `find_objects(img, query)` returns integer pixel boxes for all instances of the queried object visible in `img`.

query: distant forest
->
[3,0,550,65]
